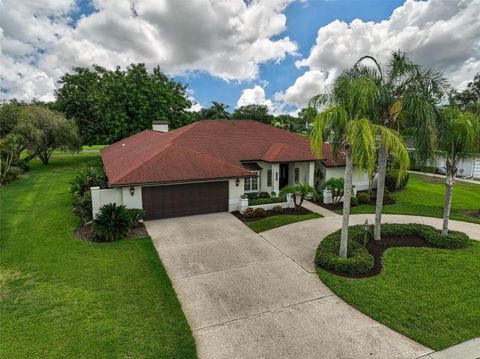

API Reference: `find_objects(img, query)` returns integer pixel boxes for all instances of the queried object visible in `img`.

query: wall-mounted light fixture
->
[235,178,240,187]
[130,186,135,196]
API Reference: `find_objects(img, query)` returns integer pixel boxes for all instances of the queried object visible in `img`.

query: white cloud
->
[0,0,298,101]
[274,70,336,107]
[279,0,480,108]
[237,85,274,111]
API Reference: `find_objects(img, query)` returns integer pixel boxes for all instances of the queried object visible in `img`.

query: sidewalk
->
[302,200,339,217]
[409,170,480,185]
[417,337,480,359]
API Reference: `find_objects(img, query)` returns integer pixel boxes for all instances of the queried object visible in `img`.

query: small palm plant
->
[93,203,131,242]
[281,183,318,210]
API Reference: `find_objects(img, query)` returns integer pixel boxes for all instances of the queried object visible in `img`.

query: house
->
[93,120,369,219]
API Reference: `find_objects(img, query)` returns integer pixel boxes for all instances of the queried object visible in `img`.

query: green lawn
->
[347,174,480,224]
[0,154,196,358]
[246,213,321,233]
[82,145,106,150]
[318,242,480,350]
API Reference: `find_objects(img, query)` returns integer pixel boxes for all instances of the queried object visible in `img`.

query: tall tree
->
[16,106,81,164]
[310,74,378,258]
[273,114,296,130]
[452,73,480,115]
[437,108,480,235]
[205,101,231,119]
[298,107,317,130]
[55,64,192,144]
[353,50,447,240]
[233,104,273,124]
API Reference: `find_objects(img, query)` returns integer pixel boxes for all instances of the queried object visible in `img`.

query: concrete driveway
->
[146,212,432,359]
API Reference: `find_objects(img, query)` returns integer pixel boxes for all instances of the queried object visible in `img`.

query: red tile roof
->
[101,120,332,186]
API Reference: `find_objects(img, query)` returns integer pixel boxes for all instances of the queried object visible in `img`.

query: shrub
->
[254,208,267,217]
[385,170,409,192]
[272,205,283,214]
[271,191,277,197]
[70,162,108,224]
[315,226,374,275]
[93,203,131,242]
[128,208,146,228]
[243,207,255,218]
[246,192,258,200]
[73,191,92,224]
[249,196,285,206]
[357,192,370,204]
[350,196,358,207]
[258,192,271,199]
[1,165,24,184]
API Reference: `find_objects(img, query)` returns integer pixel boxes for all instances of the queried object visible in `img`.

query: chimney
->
[152,120,169,133]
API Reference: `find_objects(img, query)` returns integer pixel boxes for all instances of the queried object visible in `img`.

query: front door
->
[279,163,289,189]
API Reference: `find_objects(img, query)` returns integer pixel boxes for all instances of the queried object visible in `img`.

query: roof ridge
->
[112,142,174,183]
[168,121,201,142]
[174,143,253,174]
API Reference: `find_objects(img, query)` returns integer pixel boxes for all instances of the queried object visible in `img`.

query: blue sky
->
[1,0,478,107]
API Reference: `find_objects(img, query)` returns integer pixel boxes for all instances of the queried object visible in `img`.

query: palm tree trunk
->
[339,151,353,258]
[374,143,388,240]
[442,171,454,236]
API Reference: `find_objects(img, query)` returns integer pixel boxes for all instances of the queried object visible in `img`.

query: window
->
[295,168,300,183]
[267,169,272,187]
[244,171,259,192]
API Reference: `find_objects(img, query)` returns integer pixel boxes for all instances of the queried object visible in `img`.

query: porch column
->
[308,161,315,187]
[272,163,280,195]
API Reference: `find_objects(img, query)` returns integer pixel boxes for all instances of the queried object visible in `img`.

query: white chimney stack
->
[152,120,169,132]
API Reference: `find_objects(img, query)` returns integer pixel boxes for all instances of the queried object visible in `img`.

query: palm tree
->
[352,50,447,240]
[310,74,378,258]
[437,108,480,235]
[206,101,230,119]
[280,183,318,210]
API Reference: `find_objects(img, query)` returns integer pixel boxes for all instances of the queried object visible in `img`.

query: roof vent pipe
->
[152,121,169,132]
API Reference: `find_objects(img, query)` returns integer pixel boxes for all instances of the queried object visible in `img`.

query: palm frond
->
[346,118,376,176]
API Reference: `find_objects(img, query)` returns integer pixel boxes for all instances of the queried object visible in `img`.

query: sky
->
[1,0,479,115]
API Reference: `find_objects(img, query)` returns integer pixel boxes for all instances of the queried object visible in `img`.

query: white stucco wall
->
[257,161,273,194]
[317,163,370,191]
[287,161,315,187]
[91,185,142,218]
[229,178,245,212]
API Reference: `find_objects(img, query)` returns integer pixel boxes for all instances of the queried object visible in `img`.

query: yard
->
[347,173,480,224]
[245,213,321,233]
[317,241,480,350]
[0,153,196,358]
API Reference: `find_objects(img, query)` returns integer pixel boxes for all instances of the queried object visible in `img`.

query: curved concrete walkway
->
[145,211,480,359]
[262,211,480,273]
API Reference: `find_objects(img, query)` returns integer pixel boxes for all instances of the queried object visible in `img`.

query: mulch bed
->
[74,222,149,241]
[331,236,435,279]
[232,207,313,222]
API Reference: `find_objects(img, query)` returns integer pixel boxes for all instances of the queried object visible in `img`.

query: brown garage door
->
[142,181,228,219]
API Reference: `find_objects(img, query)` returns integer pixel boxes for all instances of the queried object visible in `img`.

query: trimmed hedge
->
[385,170,409,192]
[249,196,286,206]
[315,223,470,275]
